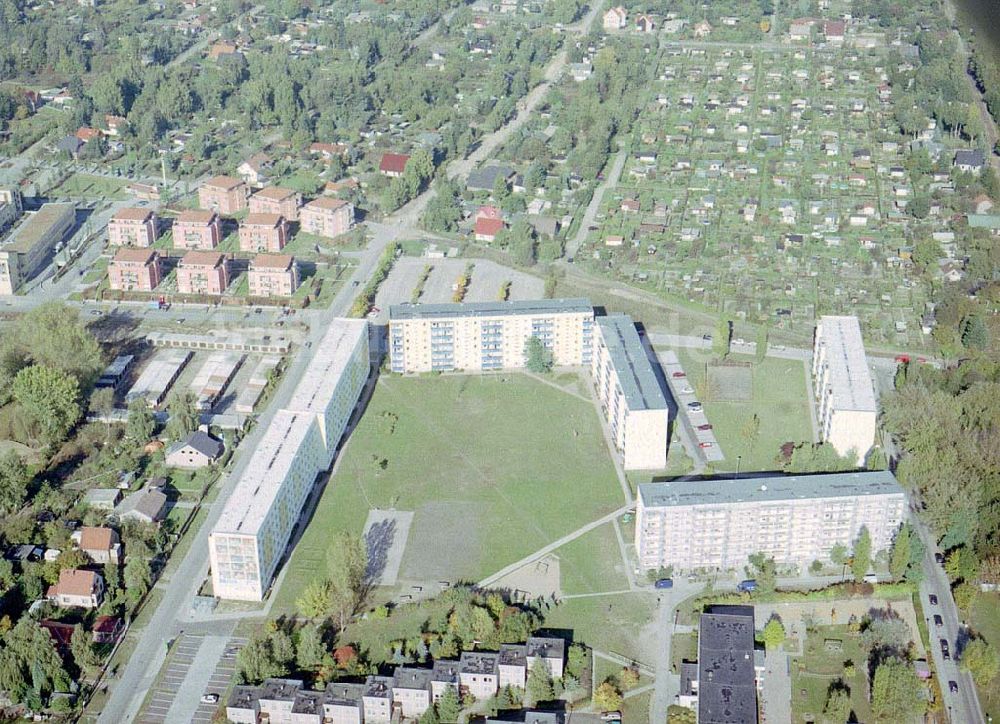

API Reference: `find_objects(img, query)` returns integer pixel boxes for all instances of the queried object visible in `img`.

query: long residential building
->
[696,606,760,724]
[812,315,877,465]
[592,314,668,469]
[635,471,906,572]
[0,203,75,295]
[388,299,594,373]
[209,319,369,601]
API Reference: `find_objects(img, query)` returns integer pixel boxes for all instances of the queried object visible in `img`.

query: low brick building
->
[299,197,354,239]
[108,248,162,291]
[248,254,300,297]
[108,207,157,247]
[176,251,230,295]
[173,210,223,250]
[198,175,248,215]
[239,214,288,253]
[248,186,302,221]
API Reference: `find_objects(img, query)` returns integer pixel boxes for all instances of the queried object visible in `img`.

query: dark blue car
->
[654,578,674,589]
[737,579,758,593]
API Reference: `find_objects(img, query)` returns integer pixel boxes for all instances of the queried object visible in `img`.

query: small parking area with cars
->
[657,350,724,462]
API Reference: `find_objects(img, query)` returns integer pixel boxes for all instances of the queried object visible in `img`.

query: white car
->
[680,385,695,395]
[200,693,219,704]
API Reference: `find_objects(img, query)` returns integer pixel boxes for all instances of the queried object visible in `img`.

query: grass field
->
[555,522,630,595]
[542,594,659,666]
[789,624,876,724]
[671,349,814,471]
[971,592,1000,717]
[273,373,624,614]
[52,173,129,199]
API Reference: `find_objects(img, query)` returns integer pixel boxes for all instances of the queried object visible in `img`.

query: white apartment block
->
[635,471,906,572]
[389,299,594,373]
[592,314,669,470]
[209,319,369,600]
[812,315,877,465]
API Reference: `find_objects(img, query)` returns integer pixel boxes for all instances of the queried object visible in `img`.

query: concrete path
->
[760,649,792,724]
[566,148,627,260]
[478,505,629,589]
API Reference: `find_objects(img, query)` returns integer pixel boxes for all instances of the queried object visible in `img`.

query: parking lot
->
[140,632,206,723]
[138,633,245,723]
[657,350,724,462]
[190,636,247,723]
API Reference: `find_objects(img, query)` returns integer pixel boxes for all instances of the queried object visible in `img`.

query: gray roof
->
[431,660,460,683]
[364,675,393,699]
[955,149,985,167]
[466,164,514,191]
[526,636,565,660]
[680,661,699,695]
[596,314,668,411]
[389,298,592,321]
[487,713,562,724]
[291,690,323,715]
[639,471,904,509]
[227,685,261,711]
[698,606,757,724]
[393,667,432,691]
[167,430,223,460]
[324,682,364,707]
[498,643,527,666]
[117,486,168,522]
[460,651,499,675]
[260,678,303,702]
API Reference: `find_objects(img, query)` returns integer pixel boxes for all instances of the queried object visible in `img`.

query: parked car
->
[929,594,938,605]
[940,639,950,660]
[934,615,944,627]
[948,680,959,693]
[672,371,686,378]
[737,579,758,593]
[702,334,712,341]
[654,578,674,589]
[680,386,695,394]
[697,424,713,431]
[935,552,945,564]
[600,713,622,722]
[687,402,703,412]
[201,694,219,704]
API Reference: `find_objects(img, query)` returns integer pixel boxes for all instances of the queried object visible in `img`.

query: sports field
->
[273,373,624,613]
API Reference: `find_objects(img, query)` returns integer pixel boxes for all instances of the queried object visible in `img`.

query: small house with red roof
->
[474,217,504,242]
[379,153,410,178]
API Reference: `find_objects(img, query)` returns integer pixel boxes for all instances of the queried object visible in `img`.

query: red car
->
[672,371,686,378]
[699,442,713,449]
[697,424,713,431]
[895,354,911,363]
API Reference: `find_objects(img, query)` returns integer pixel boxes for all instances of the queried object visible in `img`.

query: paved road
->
[912,512,986,724]
[96,223,402,724]
[566,148,627,260]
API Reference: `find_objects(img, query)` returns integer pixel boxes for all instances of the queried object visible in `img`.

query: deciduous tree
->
[851,526,872,582]
[870,658,924,722]
[326,532,368,631]
[961,638,999,687]
[12,365,82,445]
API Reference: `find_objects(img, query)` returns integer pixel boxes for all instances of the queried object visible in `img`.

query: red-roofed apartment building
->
[108,207,157,247]
[300,197,354,239]
[475,217,505,242]
[249,186,302,221]
[198,175,248,215]
[379,153,410,178]
[48,569,104,609]
[176,251,230,295]
[108,248,162,292]
[248,254,300,297]
[173,210,223,250]
[239,213,288,253]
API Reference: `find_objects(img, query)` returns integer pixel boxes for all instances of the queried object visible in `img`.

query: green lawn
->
[789,624,878,724]
[542,594,658,665]
[971,592,1000,718]
[555,522,630,595]
[51,173,129,199]
[670,349,814,471]
[273,373,624,614]
[622,690,650,724]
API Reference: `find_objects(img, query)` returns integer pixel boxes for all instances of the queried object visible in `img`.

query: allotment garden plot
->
[576,43,954,350]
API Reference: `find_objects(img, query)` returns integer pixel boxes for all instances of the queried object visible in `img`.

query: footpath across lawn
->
[273,373,623,614]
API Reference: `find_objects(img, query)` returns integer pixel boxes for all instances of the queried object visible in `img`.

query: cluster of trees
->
[379,149,435,212]
[0,303,105,517]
